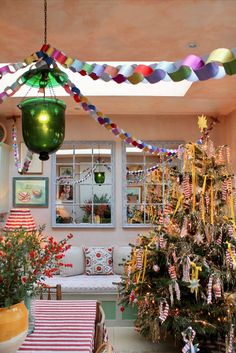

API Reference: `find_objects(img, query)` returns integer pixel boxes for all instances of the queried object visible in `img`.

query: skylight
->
[0,62,192,97]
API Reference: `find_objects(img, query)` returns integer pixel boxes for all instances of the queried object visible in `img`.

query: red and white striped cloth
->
[18,300,98,353]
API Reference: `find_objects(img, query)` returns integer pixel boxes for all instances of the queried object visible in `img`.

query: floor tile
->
[108,327,178,353]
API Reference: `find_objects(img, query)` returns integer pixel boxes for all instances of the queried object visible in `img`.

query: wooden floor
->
[107,327,178,353]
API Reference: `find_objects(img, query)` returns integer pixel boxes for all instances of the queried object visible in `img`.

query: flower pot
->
[0,301,28,353]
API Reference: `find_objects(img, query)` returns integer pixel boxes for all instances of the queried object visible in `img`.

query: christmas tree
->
[118,117,236,352]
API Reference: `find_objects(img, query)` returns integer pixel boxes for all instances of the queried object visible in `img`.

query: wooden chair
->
[95,342,113,353]
[39,284,62,300]
[94,302,106,352]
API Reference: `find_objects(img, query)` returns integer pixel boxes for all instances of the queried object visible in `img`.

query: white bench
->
[43,246,134,326]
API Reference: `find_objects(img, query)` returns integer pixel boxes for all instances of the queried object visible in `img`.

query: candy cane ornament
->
[207,275,213,304]
[159,300,169,324]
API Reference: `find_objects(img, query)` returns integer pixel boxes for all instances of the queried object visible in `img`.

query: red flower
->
[21,276,27,284]
[55,254,64,260]
[29,251,36,258]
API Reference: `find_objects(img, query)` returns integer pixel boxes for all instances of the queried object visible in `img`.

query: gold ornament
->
[198,115,208,132]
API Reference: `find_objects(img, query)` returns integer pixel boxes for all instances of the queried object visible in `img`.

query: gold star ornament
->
[198,115,208,132]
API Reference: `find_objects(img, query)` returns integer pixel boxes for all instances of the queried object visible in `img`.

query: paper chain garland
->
[0,44,230,173]
[62,78,178,157]
[39,44,236,83]
[1,45,236,87]
[57,161,111,185]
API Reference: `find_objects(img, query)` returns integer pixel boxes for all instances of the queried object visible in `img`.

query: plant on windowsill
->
[82,193,111,224]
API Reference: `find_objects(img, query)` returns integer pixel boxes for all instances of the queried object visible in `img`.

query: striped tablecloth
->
[18,299,98,353]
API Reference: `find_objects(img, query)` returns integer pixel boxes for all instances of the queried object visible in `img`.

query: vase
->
[0,301,28,353]
[24,295,35,335]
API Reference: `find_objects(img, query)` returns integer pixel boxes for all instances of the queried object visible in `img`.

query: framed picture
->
[20,142,43,174]
[13,177,49,207]
[127,186,142,203]
[58,184,73,202]
[59,166,73,177]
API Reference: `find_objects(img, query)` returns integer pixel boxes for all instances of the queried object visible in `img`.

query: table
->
[17,299,98,353]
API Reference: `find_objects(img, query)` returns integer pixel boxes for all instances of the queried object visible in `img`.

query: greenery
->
[118,137,236,350]
[0,227,73,307]
[82,193,111,223]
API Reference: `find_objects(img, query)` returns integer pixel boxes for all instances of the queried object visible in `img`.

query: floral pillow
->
[84,247,113,275]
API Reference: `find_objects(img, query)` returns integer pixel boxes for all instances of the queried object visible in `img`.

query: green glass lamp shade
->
[19,97,66,161]
[22,67,68,88]
[94,172,105,185]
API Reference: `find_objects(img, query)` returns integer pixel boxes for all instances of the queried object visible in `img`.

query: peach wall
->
[1,113,229,246]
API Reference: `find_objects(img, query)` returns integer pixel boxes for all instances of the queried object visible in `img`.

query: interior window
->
[52,141,114,228]
[123,141,183,227]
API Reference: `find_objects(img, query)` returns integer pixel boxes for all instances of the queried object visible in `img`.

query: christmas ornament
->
[159,300,169,324]
[197,115,208,132]
[153,264,160,272]
[213,278,221,299]
[182,327,199,353]
[227,324,234,353]
[207,275,213,304]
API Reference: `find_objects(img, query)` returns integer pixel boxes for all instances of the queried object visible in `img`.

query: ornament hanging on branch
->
[182,327,199,353]
[159,300,169,324]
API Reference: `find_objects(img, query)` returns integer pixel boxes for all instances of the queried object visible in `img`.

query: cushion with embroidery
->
[84,247,113,275]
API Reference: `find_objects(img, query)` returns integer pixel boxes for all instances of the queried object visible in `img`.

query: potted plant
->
[82,194,111,224]
[0,227,73,353]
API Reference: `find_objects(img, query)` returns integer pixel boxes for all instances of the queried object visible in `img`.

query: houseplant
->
[82,194,111,224]
[0,226,73,353]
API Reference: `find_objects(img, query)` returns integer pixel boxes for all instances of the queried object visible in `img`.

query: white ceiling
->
[0,0,236,117]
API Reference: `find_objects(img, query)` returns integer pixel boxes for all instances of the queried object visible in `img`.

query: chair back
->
[39,284,62,300]
[94,302,106,351]
[95,342,113,353]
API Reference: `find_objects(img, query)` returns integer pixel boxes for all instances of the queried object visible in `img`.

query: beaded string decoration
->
[12,121,33,174]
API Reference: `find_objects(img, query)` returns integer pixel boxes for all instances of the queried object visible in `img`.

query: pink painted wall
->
[2,113,229,246]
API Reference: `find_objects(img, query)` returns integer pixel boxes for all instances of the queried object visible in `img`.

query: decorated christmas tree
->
[118,117,236,352]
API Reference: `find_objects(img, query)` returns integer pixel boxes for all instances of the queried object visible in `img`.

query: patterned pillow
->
[84,247,113,275]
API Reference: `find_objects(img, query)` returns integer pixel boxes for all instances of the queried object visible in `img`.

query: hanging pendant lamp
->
[19,96,66,161]
[94,171,105,185]
[18,67,68,161]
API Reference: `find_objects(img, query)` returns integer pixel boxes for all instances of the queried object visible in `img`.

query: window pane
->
[123,141,183,227]
[53,141,114,227]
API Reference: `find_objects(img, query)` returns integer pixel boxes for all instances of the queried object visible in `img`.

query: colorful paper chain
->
[39,44,236,83]
[61,77,178,158]
[0,44,228,172]
[1,44,236,88]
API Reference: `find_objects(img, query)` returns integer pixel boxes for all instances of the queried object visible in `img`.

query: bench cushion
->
[113,246,131,274]
[60,246,84,276]
[43,274,121,294]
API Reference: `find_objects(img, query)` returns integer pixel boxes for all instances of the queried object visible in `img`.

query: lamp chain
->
[44,0,47,44]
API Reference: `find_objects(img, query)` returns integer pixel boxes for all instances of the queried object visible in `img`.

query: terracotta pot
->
[0,301,28,353]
